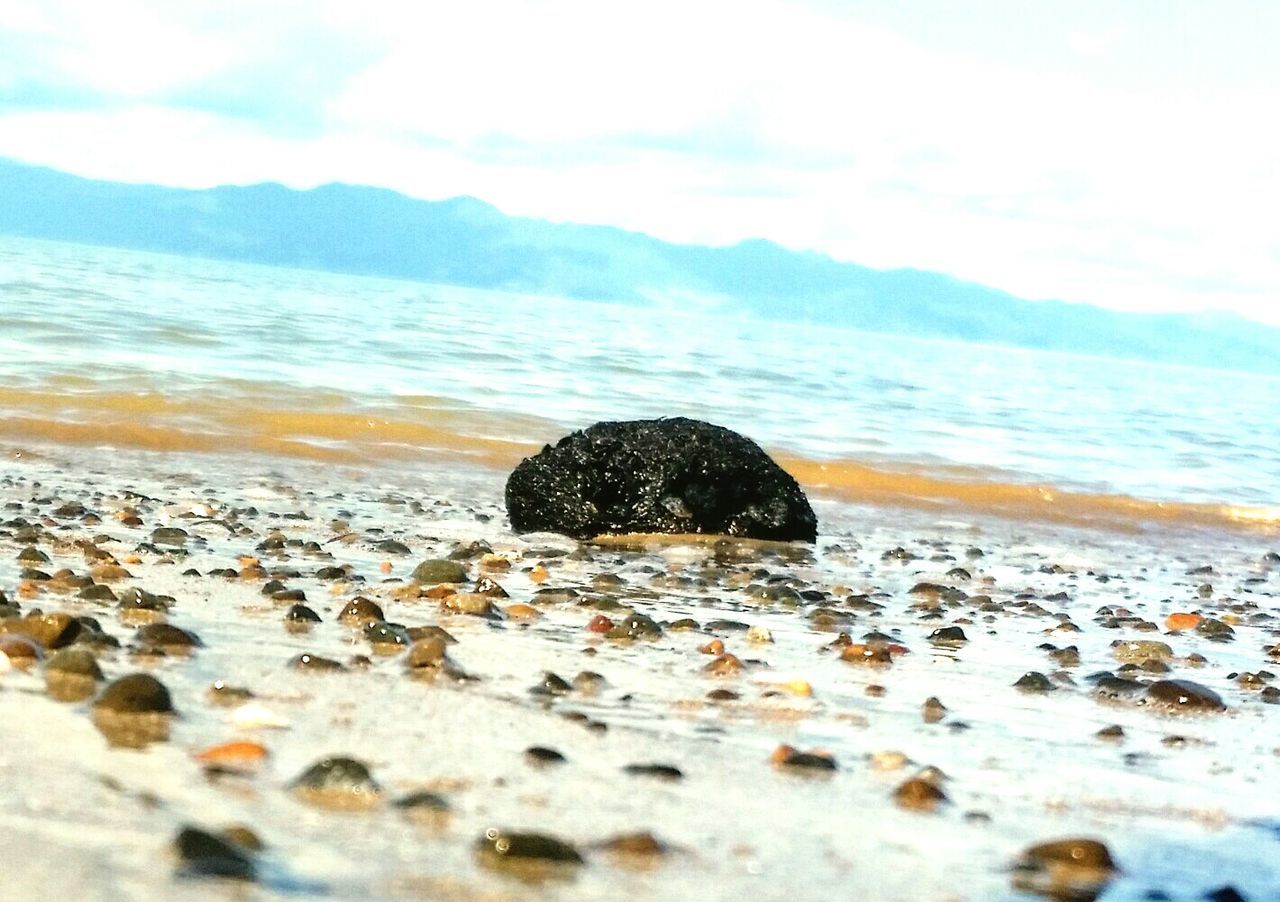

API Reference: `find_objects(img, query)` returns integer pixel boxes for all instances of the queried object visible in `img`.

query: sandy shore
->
[1,443,1277,901]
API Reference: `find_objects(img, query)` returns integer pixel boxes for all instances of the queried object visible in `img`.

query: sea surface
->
[1,235,1276,533]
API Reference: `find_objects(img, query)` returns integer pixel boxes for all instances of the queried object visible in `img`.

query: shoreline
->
[1,443,1278,899]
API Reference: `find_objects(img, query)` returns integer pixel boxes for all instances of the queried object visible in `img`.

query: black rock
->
[505,418,817,541]
[174,826,255,881]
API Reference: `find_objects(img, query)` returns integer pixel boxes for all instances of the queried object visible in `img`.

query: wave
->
[1,387,1275,536]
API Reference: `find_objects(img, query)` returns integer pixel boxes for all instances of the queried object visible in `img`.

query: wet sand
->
[1,443,1277,901]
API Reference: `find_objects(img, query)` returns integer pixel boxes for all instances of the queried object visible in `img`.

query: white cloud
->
[1,0,1279,324]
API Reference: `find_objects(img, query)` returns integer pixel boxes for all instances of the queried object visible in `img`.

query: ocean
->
[2,234,1277,537]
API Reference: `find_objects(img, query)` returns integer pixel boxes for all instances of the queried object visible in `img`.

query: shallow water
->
[1,236,1278,531]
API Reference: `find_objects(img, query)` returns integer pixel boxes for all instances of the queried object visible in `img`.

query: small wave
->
[1,385,1274,537]
[778,455,1280,535]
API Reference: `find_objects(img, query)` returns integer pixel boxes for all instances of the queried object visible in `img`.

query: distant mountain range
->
[3,156,1277,372]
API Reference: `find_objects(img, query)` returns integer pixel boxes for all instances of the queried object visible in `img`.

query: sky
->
[1,0,1278,325]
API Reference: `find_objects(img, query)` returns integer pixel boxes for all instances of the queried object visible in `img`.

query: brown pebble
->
[338,597,385,625]
[893,777,948,812]
[703,653,744,676]
[1146,679,1226,713]
[841,643,893,666]
[1013,837,1117,898]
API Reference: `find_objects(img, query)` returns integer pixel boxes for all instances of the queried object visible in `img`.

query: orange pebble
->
[1166,612,1202,631]
[238,556,260,567]
[529,565,550,584]
[123,554,143,565]
[194,740,270,767]
[699,638,725,656]
[587,614,614,633]
[770,744,798,766]
[422,584,457,599]
[379,561,393,574]
[505,603,541,620]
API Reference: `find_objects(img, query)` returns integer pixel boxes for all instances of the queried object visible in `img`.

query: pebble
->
[597,831,668,859]
[928,626,967,646]
[338,597,385,624]
[290,756,382,809]
[1166,612,1203,631]
[606,612,663,640]
[411,559,468,584]
[893,777,948,812]
[1145,679,1227,713]
[771,744,837,772]
[94,673,174,714]
[922,696,947,723]
[0,634,43,666]
[0,612,82,649]
[525,746,567,766]
[44,647,104,701]
[1013,671,1055,693]
[840,643,893,666]
[92,672,175,747]
[173,826,255,881]
[1012,837,1116,898]
[133,622,202,653]
[475,829,584,872]
[194,740,270,773]
[442,593,500,618]
[622,763,683,780]
[289,653,346,672]
[394,790,451,826]
[1112,639,1174,663]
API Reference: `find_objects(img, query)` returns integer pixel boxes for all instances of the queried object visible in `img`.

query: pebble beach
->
[2,440,1278,901]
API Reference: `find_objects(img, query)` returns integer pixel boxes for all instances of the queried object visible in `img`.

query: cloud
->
[1,0,1278,324]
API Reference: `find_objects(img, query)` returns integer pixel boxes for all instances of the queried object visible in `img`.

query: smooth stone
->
[606,612,663,640]
[94,673,174,714]
[174,826,255,881]
[1145,679,1226,712]
[893,777,948,812]
[622,763,683,780]
[476,829,584,870]
[411,559,468,584]
[290,756,382,809]
[338,597,385,624]
[0,612,81,649]
[1012,837,1116,899]
[133,622,202,652]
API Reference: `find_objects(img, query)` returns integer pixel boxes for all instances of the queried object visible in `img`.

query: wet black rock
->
[529,671,573,696]
[133,622,202,652]
[290,756,381,808]
[505,418,817,541]
[289,653,346,672]
[1014,671,1055,693]
[174,826,255,881]
[606,612,663,640]
[525,746,567,765]
[928,626,968,646]
[284,603,322,623]
[94,673,174,714]
[476,829,584,869]
[622,763,683,780]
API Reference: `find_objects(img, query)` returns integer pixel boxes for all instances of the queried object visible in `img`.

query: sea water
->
[1,235,1276,525]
